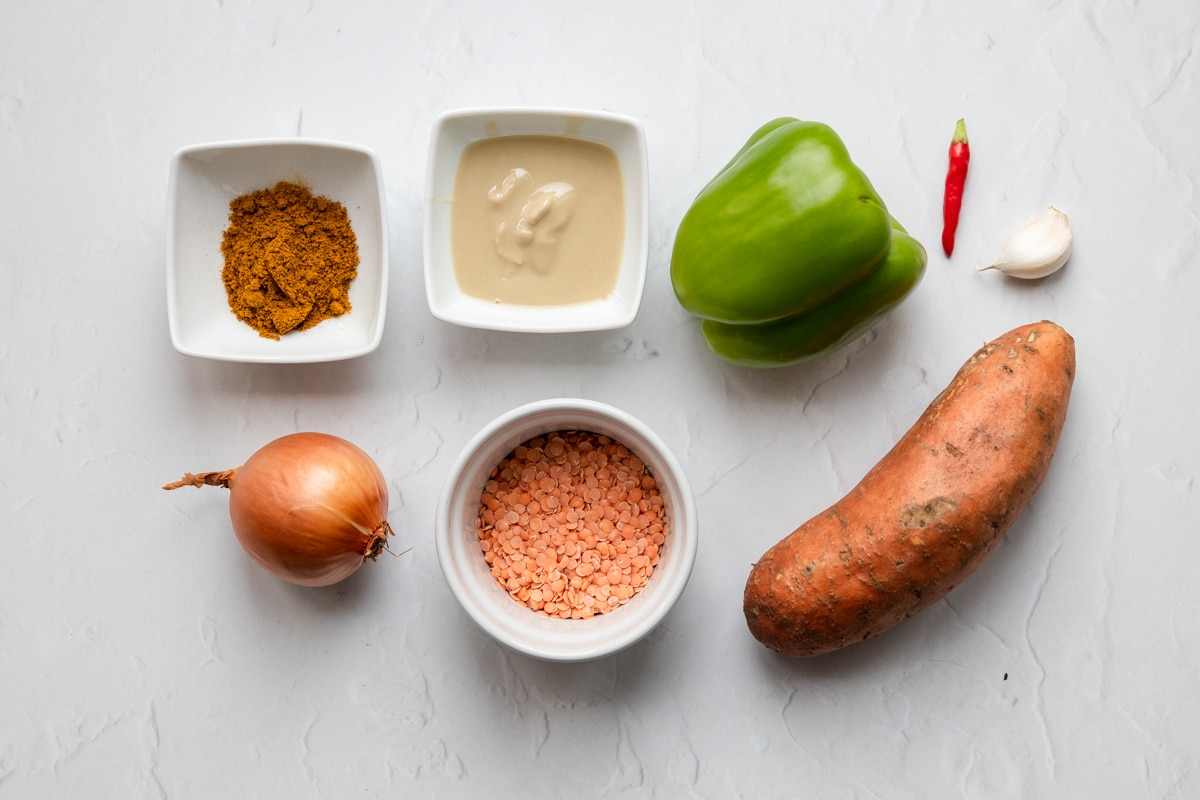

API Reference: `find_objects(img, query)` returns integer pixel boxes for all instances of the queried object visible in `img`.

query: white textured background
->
[2,1,1198,797]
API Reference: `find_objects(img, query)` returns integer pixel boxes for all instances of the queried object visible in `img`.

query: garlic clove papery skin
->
[979,206,1073,279]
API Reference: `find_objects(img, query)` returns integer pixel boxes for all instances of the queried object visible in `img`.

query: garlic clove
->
[979,206,1073,279]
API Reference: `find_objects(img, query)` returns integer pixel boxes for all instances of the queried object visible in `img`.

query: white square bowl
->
[167,139,387,363]
[423,108,648,333]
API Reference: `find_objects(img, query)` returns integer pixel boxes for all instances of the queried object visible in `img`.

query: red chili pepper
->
[941,118,970,258]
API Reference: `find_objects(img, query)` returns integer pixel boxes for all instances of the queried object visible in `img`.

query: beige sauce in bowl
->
[450,135,625,306]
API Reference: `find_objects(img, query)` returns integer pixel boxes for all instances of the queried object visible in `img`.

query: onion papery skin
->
[228,432,392,587]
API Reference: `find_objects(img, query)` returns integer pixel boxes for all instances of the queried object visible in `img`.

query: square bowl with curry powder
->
[167,138,387,363]
[424,108,649,333]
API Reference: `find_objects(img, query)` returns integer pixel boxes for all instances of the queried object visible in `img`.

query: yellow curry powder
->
[220,181,359,339]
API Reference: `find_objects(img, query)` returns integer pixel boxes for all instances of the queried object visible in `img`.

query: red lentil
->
[476,430,667,619]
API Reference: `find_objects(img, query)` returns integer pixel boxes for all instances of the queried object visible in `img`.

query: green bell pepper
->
[700,218,927,367]
[670,117,927,366]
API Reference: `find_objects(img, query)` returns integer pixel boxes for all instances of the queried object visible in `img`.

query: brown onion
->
[163,432,393,587]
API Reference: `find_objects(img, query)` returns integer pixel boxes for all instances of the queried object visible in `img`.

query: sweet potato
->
[743,320,1075,657]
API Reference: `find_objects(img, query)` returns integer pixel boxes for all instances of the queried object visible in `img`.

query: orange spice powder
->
[476,431,667,619]
[220,181,359,340]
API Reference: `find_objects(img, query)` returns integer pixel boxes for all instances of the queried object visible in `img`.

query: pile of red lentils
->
[477,430,667,619]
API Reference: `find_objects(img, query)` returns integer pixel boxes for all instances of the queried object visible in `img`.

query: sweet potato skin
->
[743,321,1076,657]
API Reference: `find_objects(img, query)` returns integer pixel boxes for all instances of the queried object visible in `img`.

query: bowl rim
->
[166,137,388,363]
[435,398,698,662]
[170,135,383,159]
[422,107,650,334]
[429,104,646,130]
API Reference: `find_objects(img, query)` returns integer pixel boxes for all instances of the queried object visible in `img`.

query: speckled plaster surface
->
[2,1,1198,797]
